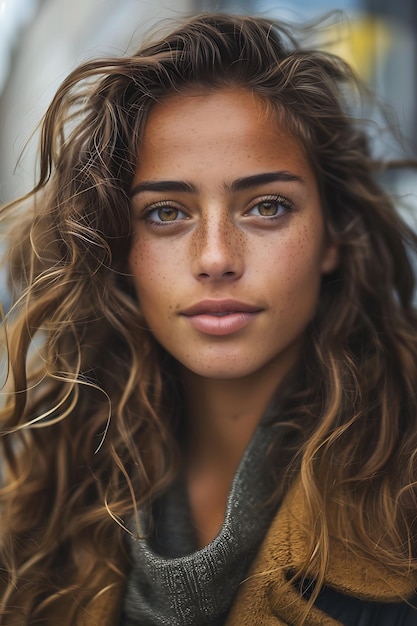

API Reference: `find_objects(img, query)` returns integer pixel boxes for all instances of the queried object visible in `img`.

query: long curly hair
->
[1,11,417,623]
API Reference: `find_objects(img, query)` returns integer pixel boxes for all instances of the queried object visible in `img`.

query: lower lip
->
[183,312,259,336]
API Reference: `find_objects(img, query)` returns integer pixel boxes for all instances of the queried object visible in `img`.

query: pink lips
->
[181,299,262,336]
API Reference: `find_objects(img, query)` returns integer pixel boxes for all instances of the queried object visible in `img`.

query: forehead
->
[143,89,281,140]
[135,88,314,185]
[145,87,267,124]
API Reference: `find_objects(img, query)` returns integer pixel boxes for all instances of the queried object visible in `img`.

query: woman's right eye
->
[145,205,188,224]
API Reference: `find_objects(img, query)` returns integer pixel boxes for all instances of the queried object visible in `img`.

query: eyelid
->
[140,200,189,225]
[245,194,294,214]
[140,198,184,212]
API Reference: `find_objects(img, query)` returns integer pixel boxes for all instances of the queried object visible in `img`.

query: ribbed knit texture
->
[121,421,279,626]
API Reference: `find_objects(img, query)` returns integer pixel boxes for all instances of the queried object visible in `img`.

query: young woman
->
[1,12,417,626]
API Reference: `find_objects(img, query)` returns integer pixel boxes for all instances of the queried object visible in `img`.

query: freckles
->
[190,223,205,256]
[129,241,172,304]
[219,212,247,254]
[190,213,248,256]
[235,227,246,252]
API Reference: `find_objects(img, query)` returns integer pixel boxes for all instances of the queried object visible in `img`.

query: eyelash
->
[141,201,187,227]
[140,194,294,227]
[245,195,294,219]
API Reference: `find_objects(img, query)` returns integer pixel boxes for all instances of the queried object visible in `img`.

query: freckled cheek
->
[264,229,325,310]
[128,241,182,320]
[128,243,162,291]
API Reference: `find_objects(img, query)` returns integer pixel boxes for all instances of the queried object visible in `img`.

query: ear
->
[320,239,339,274]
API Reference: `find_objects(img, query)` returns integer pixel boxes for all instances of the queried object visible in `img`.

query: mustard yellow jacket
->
[28,482,417,625]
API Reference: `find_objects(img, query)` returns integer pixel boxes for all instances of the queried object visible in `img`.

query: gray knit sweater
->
[121,422,279,625]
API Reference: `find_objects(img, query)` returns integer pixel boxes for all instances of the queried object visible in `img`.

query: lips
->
[181,299,262,336]
[181,299,261,316]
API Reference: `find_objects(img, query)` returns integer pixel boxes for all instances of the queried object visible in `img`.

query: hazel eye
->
[248,198,290,218]
[146,205,187,223]
[156,207,179,221]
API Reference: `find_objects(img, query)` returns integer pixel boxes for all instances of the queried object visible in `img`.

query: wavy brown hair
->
[1,11,417,623]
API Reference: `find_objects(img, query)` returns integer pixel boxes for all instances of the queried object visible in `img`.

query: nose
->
[191,211,245,282]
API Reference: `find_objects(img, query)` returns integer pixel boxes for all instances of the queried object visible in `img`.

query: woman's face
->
[129,89,338,381]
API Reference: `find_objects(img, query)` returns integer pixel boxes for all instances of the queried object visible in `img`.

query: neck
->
[179,356,299,547]
[181,364,288,476]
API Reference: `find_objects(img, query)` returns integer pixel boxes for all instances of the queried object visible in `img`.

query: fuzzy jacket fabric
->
[225,482,417,625]
[30,480,417,626]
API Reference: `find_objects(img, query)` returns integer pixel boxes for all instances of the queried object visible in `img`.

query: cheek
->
[265,226,326,308]
[128,241,158,300]
[128,240,179,314]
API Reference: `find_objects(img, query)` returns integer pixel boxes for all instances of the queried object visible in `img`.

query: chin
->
[181,359,262,381]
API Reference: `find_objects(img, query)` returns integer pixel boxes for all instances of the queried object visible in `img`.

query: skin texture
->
[129,88,338,385]
[129,89,339,546]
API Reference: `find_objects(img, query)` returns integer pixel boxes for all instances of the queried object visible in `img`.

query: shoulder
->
[226,481,417,626]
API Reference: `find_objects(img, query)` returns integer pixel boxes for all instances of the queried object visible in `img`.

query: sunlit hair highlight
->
[1,11,417,623]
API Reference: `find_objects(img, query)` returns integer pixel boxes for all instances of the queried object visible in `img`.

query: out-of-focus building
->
[0,0,415,203]
[0,0,196,204]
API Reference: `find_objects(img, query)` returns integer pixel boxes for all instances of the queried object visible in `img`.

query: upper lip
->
[181,299,262,316]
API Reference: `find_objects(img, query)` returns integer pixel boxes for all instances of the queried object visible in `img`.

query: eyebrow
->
[229,171,304,192]
[130,171,304,198]
[131,180,195,197]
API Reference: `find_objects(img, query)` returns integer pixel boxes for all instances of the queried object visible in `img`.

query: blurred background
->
[0,0,416,205]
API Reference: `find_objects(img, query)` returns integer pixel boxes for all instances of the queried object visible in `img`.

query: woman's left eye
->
[247,197,292,218]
